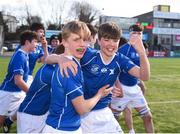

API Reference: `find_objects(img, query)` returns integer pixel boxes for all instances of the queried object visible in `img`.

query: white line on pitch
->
[149,100,180,104]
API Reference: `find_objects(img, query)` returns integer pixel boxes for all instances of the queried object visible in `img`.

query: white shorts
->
[81,107,123,134]
[0,90,26,116]
[27,75,33,88]
[42,124,82,134]
[17,112,48,133]
[110,83,149,111]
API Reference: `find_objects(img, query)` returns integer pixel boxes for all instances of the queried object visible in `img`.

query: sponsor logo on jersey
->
[101,68,107,73]
[91,64,99,74]
[109,69,115,75]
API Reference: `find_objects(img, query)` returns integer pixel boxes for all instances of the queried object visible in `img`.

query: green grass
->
[119,58,180,133]
[0,57,180,133]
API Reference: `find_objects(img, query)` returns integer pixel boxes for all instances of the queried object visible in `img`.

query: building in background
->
[99,16,140,39]
[3,14,18,33]
[99,5,180,57]
[134,5,180,57]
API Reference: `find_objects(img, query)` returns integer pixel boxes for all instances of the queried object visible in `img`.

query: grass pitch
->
[0,57,180,133]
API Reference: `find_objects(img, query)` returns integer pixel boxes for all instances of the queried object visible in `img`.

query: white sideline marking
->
[149,100,180,104]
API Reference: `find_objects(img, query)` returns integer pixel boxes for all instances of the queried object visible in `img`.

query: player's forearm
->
[45,54,59,64]
[14,76,29,93]
[83,93,102,113]
[139,53,150,81]
[73,94,101,115]
[40,46,49,63]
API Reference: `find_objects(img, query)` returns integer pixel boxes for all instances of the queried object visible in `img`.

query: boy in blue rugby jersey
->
[2,23,48,133]
[43,21,112,134]
[16,23,48,87]
[45,22,150,133]
[111,24,154,133]
[16,44,64,133]
[0,30,38,131]
[27,23,49,87]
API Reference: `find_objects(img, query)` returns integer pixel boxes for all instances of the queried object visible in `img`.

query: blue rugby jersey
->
[28,43,44,75]
[46,57,84,131]
[118,43,140,86]
[0,49,29,92]
[16,43,44,75]
[18,64,55,115]
[80,47,135,110]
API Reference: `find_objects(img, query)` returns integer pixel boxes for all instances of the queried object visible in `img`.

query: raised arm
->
[72,85,113,115]
[128,34,150,81]
[39,36,49,63]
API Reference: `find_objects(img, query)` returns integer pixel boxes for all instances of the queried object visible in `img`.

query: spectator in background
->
[48,34,62,54]
[50,34,60,48]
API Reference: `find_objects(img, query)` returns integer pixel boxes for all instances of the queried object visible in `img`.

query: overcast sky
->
[0,0,180,23]
[83,0,180,17]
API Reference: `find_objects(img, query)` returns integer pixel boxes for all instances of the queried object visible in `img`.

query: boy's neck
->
[100,50,114,64]
[21,46,30,53]
[64,52,80,62]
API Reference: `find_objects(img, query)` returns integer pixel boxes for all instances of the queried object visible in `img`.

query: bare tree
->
[37,0,66,27]
[0,12,5,54]
[69,1,100,23]
[24,3,42,25]
[25,3,32,26]
[31,16,42,24]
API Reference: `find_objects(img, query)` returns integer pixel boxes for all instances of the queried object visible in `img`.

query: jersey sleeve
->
[80,47,97,66]
[37,45,44,59]
[59,68,84,100]
[11,52,26,76]
[118,43,130,55]
[118,53,136,73]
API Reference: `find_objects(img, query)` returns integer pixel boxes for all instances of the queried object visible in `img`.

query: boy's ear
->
[25,40,30,46]
[97,39,101,46]
[62,39,67,47]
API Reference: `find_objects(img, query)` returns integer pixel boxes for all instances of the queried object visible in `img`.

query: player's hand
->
[129,34,145,53]
[98,84,113,98]
[112,86,123,98]
[58,55,78,77]
[40,36,48,48]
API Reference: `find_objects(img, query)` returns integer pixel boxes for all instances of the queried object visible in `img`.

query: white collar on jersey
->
[19,48,28,55]
[64,55,81,67]
[98,51,117,65]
